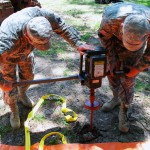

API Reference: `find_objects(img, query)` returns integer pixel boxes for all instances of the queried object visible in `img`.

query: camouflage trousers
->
[106,43,143,105]
[1,53,34,106]
[107,74,136,105]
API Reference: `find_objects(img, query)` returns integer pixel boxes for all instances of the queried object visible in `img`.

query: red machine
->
[79,47,107,129]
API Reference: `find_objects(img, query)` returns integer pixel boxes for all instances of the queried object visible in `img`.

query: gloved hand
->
[0,73,13,91]
[1,84,13,91]
[76,43,95,55]
[126,66,140,77]
[0,81,13,91]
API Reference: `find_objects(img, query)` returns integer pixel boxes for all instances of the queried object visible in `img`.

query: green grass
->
[81,32,91,41]
[65,9,85,17]
[34,114,46,122]
[34,38,68,57]
[46,135,62,145]
[61,128,77,143]
[0,124,12,138]
[136,72,150,92]
[34,47,65,57]
[34,47,66,58]
[63,69,72,76]
[126,0,150,6]
[42,100,50,105]
[43,96,65,105]
[66,0,95,5]
[53,117,69,126]
[135,78,150,92]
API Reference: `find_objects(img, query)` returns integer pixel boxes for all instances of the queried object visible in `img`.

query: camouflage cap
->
[122,14,149,51]
[26,17,52,51]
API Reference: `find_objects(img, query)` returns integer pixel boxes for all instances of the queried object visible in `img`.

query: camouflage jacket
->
[0,6,81,64]
[98,2,150,71]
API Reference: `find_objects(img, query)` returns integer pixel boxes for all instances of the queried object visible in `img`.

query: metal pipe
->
[90,89,94,130]
[13,75,79,87]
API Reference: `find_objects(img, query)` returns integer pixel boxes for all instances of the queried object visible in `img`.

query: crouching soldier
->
[0,6,94,129]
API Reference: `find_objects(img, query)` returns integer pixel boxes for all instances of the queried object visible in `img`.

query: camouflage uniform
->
[98,2,150,105]
[0,7,82,116]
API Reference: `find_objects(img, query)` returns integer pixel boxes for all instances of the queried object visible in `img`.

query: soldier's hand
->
[126,67,140,77]
[77,44,95,55]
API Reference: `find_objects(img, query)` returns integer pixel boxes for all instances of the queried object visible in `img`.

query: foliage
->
[66,0,95,5]
[33,114,46,122]
[0,124,11,138]
[65,9,85,17]
[34,40,67,57]
[126,0,150,6]
[135,76,150,92]
[81,32,91,41]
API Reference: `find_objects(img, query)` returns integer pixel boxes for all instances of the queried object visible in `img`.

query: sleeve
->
[98,17,114,51]
[0,71,8,88]
[0,28,15,55]
[98,16,122,73]
[40,8,82,48]
[135,38,150,71]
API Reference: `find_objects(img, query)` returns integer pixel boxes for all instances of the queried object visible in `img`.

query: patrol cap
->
[122,14,149,51]
[26,17,52,50]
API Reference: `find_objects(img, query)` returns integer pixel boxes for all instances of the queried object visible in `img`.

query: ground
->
[0,0,150,147]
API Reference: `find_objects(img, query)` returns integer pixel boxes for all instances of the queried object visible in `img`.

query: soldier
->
[98,2,150,132]
[0,6,94,129]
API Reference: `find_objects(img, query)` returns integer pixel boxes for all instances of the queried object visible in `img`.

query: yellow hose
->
[24,94,78,150]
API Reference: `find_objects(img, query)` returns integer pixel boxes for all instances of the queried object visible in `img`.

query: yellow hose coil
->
[24,94,78,150]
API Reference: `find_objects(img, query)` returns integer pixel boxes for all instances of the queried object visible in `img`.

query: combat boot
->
[9,103,20,129]
[118,102,129,133]
[19,92,35,108]
[18,88,35,108]
[101,98,120,112]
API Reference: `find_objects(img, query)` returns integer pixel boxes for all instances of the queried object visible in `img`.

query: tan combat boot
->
[118,102,129,133]
[18,88,35,108]
[9,103,20,129]
[101,98,120,112]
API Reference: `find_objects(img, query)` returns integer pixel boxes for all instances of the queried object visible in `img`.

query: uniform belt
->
[7,55,27,63]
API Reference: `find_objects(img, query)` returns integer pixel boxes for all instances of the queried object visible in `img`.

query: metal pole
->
[90,89,94,130]
[13,75,79,87]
